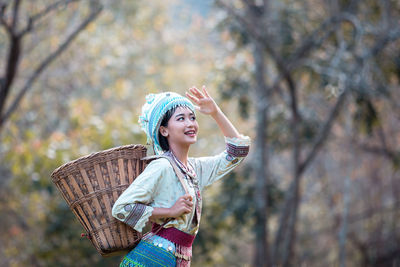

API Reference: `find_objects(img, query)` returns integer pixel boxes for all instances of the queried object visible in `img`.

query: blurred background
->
[0,0,399,266]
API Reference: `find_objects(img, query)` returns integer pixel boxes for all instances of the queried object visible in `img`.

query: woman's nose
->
[185,119,195,127]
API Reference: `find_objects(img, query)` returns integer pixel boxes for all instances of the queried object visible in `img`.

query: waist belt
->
[151,223,195,247]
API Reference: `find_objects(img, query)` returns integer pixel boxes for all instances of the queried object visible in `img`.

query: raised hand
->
[186,86,219,116]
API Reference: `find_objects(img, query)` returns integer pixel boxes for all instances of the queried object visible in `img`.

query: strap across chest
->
[142,155,189,194]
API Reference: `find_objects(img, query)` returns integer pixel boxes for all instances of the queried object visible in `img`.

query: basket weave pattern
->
[51,144,147,256]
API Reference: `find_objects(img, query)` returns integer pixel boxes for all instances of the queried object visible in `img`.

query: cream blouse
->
[112,135,251,236]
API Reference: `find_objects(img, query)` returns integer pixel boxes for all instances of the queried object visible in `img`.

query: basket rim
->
[50,144,147,180]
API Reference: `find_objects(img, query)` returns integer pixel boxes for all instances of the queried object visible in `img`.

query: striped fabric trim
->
[125,203,146,229]
[120,239,176,267]
[226,143,250,158]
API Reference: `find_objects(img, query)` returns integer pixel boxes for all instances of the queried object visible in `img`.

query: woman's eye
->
[177,117,184,121]
[191,116,196,121]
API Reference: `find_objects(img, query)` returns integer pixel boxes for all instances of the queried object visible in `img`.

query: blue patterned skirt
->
[120,236,176,267]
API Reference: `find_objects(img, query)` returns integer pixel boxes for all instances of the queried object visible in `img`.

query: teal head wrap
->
[139,92,196,155]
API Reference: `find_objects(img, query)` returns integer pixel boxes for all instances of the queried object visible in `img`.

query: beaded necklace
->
[166,151,202,226]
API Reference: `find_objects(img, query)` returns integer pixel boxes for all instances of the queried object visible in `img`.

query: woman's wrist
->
[149,207,173,221]
[211,107,240,138]
[210,106,222,119]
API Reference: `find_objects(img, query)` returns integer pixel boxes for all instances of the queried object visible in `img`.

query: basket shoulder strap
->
[163,156,189,195]
[142,155,189,194]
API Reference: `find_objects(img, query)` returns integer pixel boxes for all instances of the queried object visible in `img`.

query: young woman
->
[112,86,251,267]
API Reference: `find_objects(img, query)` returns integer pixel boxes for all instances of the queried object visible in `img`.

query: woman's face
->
[159,106,199,149]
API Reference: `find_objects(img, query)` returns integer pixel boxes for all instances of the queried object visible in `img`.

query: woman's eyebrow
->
[175,112,195,118]
[174,113,185,118]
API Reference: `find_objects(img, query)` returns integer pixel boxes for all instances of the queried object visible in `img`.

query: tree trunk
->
[252,40,270,267]
[339,111,353,267]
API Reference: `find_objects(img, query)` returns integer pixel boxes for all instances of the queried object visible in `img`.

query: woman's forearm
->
[149,194,193,221]
[149,207,172,221]
[211,107,240,138]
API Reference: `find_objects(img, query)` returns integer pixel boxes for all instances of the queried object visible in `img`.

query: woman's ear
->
[159,126,169,137]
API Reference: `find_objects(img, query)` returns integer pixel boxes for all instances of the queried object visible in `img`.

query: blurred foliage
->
[214,0,400,266]
[0,0,399,266]
[0,0,228,266]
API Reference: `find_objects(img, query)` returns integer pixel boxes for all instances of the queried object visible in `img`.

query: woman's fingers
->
[190,87,206,101]
[185,92,199,104]
[189,86,203,98]
[179,200,192,207]
[180,197,193,206]
[170,194,195,217]
[184,200,193,207]
[179,203,192,214]
[179,195,193,209]
[186,86,212,110]
[202,85,210,98]
[183,193,193,200]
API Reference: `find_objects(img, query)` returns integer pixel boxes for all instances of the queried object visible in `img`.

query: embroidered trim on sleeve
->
[226,143,250,157]
[225,135,251,146]
[124,203,146,228]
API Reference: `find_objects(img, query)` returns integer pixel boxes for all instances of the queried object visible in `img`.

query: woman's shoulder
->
[188,155,211,169]
[132,157,174,186]
[143,156,175,175]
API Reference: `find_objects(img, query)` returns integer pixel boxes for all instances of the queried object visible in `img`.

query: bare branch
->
[298,88,349,175]
[358,144,397,161]
[10,0,20,32]
[0,3,12,34]
[280,68,302,267]
[310,201,400,237]
[273,84,350,264]
[368,28,400,58]
[31,0,80,22]
[278,19,400,266]
[0,5,102,127]
[216,0,286,74]
[217,1,363,89]
[0,0,23,119]
[0,35,21,110]
[19,0,82,36]
[288,12,363,70]
[378,0,390,29]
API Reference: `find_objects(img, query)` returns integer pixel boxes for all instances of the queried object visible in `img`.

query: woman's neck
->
[168,144,189,167]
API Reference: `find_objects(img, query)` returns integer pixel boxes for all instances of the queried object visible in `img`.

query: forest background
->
[0,0,399,266]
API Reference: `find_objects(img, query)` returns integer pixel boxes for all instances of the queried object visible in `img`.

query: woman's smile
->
[184,130,196,137]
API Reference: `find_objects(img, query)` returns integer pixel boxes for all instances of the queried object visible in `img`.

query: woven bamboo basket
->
[51,144,147,257]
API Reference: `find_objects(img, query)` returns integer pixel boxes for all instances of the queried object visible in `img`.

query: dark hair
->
[158,106,178,152]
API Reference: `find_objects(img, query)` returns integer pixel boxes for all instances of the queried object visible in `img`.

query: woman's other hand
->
[168,194,193,218]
